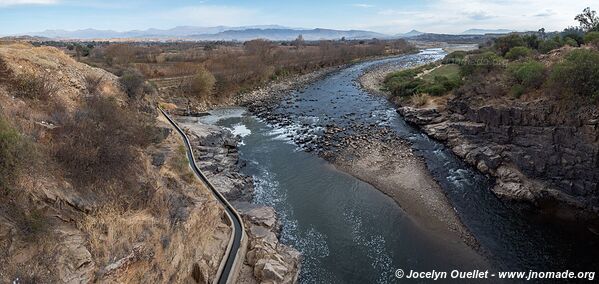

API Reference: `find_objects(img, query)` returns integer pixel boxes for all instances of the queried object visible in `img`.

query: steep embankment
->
[0,43,231,283]
[362,47,599,228]
[399,90,599,222]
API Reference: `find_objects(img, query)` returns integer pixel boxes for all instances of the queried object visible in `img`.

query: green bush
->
[505,46,532,60]
[561,28,585,45]
[119,69,145,99]
[522,34,541,50]
[442,51,466,64]
[508,61,546,89]
[419,83,446,96]
[538,38,562,54]
[385,77,424,97]
[0,117,29,191]
[563,37,579,47]
[510,84,526,98]
[460,51,505,76]
[494,34,526,56]
[549,49,599,97]
[584,31,599,47]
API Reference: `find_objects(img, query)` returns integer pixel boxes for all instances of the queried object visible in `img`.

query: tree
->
[189,67,215,100]
[505,46,532,60]
[584,31,599,48]
[538,28,546,40]
[550,49,599,98]
[561,27,585,45]
[494,34,525,56]
[575,7,599,32]
[244,39,273,61]
[293,34,305,49]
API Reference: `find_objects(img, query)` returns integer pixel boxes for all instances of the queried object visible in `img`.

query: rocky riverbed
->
[240,52,486,262]
[178,118,301,284]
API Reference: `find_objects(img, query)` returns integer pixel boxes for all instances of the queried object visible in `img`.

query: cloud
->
[0,0,58,6]
[363,0,596,34]
[533,9,556,17]
[352,4,374,8]
[463,11,495,21]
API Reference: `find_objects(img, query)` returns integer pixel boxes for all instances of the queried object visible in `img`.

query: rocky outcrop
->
[398,96,599,221]
[234,202,301,284]
[180,119,254,201]
[179,118,301,284]
[0,44,232,283]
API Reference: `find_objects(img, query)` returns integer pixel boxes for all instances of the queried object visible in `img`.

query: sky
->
[0,0,596,35]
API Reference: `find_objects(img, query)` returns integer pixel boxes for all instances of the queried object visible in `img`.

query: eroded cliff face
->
[0,43,231,283]
[398,88,599,223]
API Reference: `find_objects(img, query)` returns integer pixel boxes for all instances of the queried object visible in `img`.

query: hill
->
[20,26,384,41]
[0,43,231,283]
[462,28,514,35]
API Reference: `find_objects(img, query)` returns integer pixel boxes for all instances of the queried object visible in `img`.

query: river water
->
[199,50,599,283]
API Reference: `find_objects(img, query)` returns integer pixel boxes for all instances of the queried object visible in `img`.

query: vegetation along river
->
[199,50,599,283]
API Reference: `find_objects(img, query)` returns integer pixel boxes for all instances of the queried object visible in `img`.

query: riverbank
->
[243,52,487,263]
[358,50,599,231]
[331,126,486,266]
[177,118,301,284]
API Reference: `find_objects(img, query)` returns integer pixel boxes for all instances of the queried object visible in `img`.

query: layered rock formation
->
[398,92,599,222]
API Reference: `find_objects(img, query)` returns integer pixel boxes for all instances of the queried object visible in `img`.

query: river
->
[199,49,599,283]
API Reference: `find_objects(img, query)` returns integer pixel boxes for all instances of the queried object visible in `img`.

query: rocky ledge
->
[178,118,301,284]
[398,97,599,224]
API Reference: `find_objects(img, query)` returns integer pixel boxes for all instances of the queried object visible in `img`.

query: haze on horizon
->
[0,0,596,36]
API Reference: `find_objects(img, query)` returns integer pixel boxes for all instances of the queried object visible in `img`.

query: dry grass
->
[77,206,156,264]
[84,74,103,95]
[411,93,430,107]
[170,144,195,184]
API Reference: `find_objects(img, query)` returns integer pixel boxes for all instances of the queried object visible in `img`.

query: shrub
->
[538,38,562,54]
[508,61,546,89]
[11,73,58,100]
[384,69,422,97]
[563,37,579,47]
[460,51,505,76]
[189,67,216,100]
[561,27,585,45]
[0,116,29,191]
[420,83,446,96]
[53,96,156,188]
[584,31,599,48]
[505,46,532,60]
[494,34,525,55]
[84,74,103,95]
[119,70,145,99]
[510,84,526,98]
[522,34,541,50]
[549,49,599,97]
[442,51,466,64]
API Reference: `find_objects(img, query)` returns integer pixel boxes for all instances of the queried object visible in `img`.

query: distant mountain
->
[23,25,297,40]
[461,29,514,35]
[189,28,386,41]
[395,30,425,38]
[20,26,384,41]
